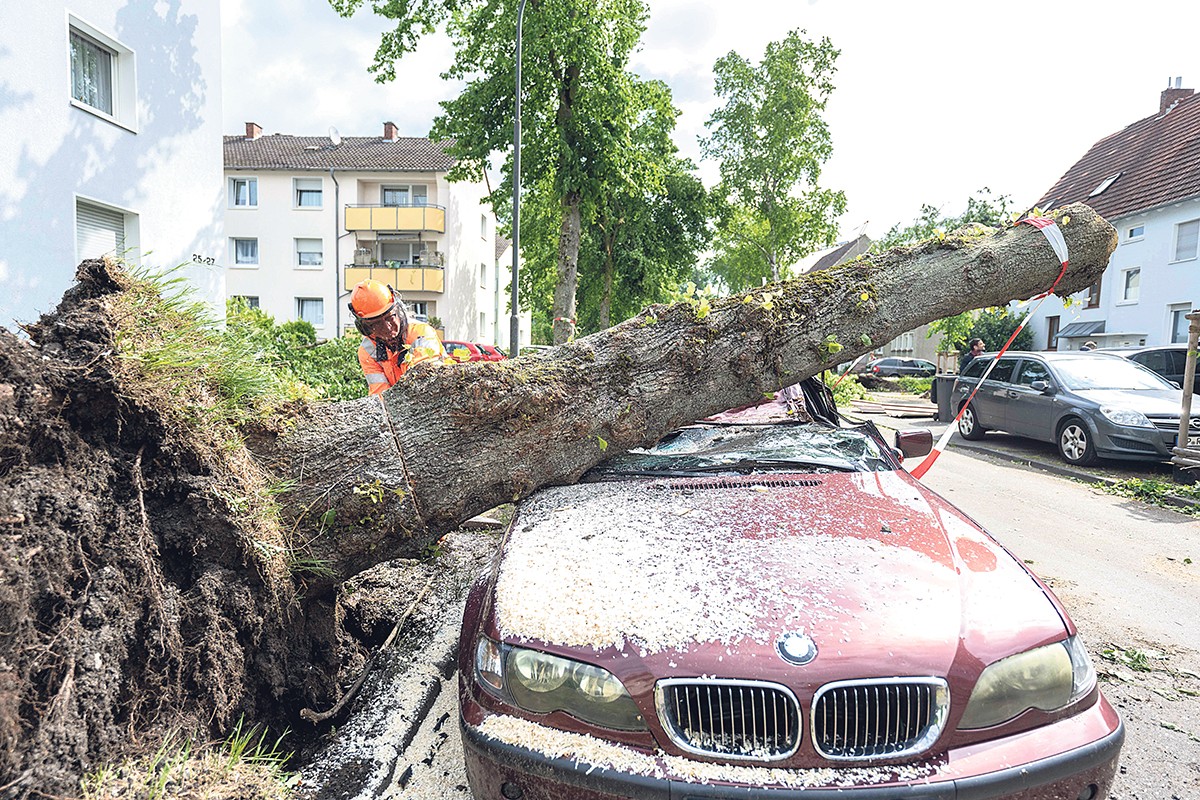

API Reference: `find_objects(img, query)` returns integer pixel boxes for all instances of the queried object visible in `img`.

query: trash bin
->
[934,374,957,422]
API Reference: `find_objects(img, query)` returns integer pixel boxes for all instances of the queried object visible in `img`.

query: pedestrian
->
[1080,341,1097,351]
[347,279,450,395]
[959,338,985,372]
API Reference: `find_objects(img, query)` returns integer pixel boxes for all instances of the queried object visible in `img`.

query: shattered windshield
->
[588,423,892,478]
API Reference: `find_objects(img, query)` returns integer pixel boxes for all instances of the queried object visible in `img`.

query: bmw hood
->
[490,473,1066,675]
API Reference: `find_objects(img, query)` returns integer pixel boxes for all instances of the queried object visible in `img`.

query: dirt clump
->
[0,261,345,797]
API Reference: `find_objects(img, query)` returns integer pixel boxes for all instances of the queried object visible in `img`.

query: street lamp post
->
[509,0,527,355]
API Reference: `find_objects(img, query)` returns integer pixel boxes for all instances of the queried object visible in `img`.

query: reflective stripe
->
[365,373,388,384]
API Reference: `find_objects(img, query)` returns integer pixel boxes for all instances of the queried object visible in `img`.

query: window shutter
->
[76,200,125,259]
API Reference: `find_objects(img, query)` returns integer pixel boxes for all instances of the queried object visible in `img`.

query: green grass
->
[1098,477,1200,516]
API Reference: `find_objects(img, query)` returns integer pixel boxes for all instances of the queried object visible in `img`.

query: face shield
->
[361,303,406,343]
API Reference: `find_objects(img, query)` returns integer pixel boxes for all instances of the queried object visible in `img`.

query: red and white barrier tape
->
[909,217,1070,479]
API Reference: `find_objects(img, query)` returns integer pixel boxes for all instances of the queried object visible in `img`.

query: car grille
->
[655,679,800,761]
[1110,435,1159,452]
[811,678,949,759]
[1147,415,1200,433]
[654,477,822,491]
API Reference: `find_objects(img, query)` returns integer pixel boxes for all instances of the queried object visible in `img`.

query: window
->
[296,238,323,268]
[68,19,135,129]
[76,198,128,259]
[480,262,488,288]
[963,358,990,380]
[1174,219,1199,262]
[1136,350,1170,374]
[481,213,488,239]
[380,241,427,266]
[410,301,429,320]
[1086,276,1102,309]
[987,358,1018,384]
[230,178,258,207]
[1127,225,1145,240]
[1121,268,1141,302]
[381,185,428,207]
[233,238,259,266]
[1014,360,1051,386]
[1088,173,1121,197]
[296,298,325,326]
[1046,315,1060,350]
[294,178,323,208]
[480,311,487,333]
[231,295,260,309]
[1170,304,1192,344]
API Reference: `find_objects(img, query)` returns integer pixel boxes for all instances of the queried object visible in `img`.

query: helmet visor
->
[362,304,404,340]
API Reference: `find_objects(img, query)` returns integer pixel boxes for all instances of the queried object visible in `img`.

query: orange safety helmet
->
[348,280,406,339]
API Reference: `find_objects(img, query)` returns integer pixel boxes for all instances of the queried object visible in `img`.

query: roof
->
[224,134,457,172]
[495,235,512,263]
[1056,320,1107,339]
[1034,90,1200,220]
[792,234,872,275]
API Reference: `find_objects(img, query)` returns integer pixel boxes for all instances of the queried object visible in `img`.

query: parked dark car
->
[866,356,937,377]
[444,340,487,363]
[1103,344,1200,393]
[952,350,1200,465]
[458,391,1122,799]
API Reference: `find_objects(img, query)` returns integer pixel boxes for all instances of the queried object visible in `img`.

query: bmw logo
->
[776,632,818,666]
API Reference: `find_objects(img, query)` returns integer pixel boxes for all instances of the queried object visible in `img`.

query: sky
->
[221,0,1200,242]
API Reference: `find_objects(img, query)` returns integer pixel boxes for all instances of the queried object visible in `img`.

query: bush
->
[896,376,933,395]
[829,373,869,408]
[225,300,367,401]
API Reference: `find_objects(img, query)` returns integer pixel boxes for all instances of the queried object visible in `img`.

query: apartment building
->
[223,122,529,349]
[0,0,225,328]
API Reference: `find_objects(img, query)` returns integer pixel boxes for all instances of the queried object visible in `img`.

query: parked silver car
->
[952,351,1200,465]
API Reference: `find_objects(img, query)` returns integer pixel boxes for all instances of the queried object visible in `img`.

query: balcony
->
[344,264,444,294]
[344,204,446,233]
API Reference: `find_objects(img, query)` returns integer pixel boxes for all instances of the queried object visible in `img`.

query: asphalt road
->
[383,418,1200,799]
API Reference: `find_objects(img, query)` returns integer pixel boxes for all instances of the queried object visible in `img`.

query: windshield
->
[587,423,892,477]
[1051,357,1176,391]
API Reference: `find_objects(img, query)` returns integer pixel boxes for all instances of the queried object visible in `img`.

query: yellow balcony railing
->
[344,204,446,233]
[344,265,445,294]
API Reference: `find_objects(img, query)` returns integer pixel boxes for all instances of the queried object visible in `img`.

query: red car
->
[476,343,507,361]
[458,383,1122,799]
[444,340,486,363]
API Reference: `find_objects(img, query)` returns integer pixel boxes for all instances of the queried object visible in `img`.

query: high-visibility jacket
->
[357,321,449,395]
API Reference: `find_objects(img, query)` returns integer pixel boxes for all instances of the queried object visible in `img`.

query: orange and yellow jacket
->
[357,321,449,396]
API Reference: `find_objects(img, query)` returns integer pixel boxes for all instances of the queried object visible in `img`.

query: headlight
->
[473,637,647,731]
[959,636,1096,729]
[1100,406,1153,428]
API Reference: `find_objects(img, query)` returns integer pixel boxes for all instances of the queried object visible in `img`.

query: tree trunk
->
[598,223,615,330]
[265,204,1115,580]
[551,192,581,344]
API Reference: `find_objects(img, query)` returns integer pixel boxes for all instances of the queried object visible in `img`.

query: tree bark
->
[263,204,1115,580]
[552,192,581,343]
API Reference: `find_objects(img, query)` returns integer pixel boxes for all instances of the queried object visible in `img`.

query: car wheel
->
[958,404,987,440]
[1057,418,1097,466]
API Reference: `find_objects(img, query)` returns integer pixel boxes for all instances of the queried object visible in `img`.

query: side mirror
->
[894,429,934,460]
[1030,380,1052,393]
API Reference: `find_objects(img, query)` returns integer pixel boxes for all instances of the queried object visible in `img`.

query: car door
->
[1004,358,1057,441]
[976,357,1018,431]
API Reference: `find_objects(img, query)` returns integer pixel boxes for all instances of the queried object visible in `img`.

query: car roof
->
[1099,344,1184,354]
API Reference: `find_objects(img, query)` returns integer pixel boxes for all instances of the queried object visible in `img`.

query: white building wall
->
[0,0,224,329]
[1027,197,1200,350]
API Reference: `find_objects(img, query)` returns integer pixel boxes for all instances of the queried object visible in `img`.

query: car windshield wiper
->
[692,458,858,474]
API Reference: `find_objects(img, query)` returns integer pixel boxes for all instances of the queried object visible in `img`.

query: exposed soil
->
[0,262,350,798]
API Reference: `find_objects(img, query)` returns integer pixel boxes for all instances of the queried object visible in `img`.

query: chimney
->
[1160,77,1194,115]
[245,121,262,140]
[383,121,399,141]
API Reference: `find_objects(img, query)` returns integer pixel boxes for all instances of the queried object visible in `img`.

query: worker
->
[348,280,449,395]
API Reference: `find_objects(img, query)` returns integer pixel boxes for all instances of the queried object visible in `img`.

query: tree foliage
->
[702,29,847,290]
[967,307,1034,353]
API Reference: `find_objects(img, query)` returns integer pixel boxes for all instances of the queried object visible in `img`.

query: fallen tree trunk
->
[266,203,1115,579]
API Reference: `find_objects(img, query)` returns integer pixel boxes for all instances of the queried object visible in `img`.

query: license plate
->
[1189,436,1200,447]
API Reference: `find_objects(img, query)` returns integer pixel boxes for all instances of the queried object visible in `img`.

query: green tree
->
[968,307,1034,353]
[701,29,847,290]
